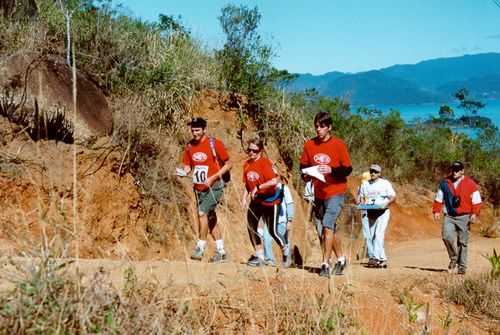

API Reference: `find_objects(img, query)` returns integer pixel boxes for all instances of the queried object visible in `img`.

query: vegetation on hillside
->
[0,1,499,333]
[1,1,498,207]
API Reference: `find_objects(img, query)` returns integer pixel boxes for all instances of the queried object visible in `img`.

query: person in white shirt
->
[358,164,396,268]
[357,171,374,263]
[261,166,294,267]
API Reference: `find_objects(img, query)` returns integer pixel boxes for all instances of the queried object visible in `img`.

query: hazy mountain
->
[289,71,344,92]
[320,71,446,105]
[286,53,500,105]
[436,74,500,100]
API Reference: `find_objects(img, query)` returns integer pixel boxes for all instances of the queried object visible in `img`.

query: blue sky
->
[113,0,500,75]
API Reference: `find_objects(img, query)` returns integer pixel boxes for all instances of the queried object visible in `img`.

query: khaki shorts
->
[194,180,224,214]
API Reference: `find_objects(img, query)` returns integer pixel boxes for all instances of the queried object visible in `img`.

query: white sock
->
[322,262,330,268]
[215,239,225,254]
[256,248,265,260]
[337,256,345,264]
[197,240,206,252]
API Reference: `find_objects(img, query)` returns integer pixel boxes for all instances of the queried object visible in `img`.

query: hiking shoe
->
[190,247,203,261]
[319,264,330,278]
[332,260,347,275]
[367,258,377,267]
[375,260,387,268]
[247,256,264,267]
[282,253,292,268]
[448,259,457,270]
[264,259,276,267]
[209,251,228,263]
[457,267,466,275]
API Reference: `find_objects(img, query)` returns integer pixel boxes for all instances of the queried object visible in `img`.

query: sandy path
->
[69,235,498,291]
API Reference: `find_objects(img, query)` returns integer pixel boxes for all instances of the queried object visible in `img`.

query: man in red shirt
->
[179,117,232,263]
[432,161,482,274]
[300,112,352,278]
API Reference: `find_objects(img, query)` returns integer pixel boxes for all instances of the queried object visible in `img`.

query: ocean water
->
[353,100,500,128]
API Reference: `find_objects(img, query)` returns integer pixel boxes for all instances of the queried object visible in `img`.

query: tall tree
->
[216,4,296,110]
[57,0,91,65]
[454,88,485,127]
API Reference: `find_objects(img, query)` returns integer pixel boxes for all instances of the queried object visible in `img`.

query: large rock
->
[0,0,37,18]
[0,51,113,142]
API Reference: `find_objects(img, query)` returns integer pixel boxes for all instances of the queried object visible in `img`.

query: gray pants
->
[442,214,471,269]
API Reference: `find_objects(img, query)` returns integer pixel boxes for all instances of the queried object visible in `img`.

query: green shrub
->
[441,275,500,320]
[484,249,500,279]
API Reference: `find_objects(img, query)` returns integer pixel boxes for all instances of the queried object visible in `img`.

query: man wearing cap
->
[433,161,482,274]
[357,171,374,263]
[178,117,232,263]
[299,112,353,278]
[358,165,396,268]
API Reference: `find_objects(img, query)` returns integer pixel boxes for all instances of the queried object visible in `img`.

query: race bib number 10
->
[193,165,209,184]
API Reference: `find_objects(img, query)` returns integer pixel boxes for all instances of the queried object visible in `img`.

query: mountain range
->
[285,53,500,105]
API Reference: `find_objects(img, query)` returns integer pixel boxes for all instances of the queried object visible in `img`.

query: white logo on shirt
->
[313,153,330,165]
[192,152,207,162]
[247,171,260,182]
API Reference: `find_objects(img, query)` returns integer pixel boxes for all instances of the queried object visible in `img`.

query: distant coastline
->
[352,99,500,128]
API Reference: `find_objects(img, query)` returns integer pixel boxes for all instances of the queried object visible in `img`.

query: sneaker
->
[375,260,387,268]
[332,260,346,275]
[448,259,457,270]
[319,264,330,278]
[282,252,292,268]
[190,247,203,261]
[209,251,228,263]
[367,258,377,267]
[247,255,264,267]
[264,259,277,267]
[457,267,466,275]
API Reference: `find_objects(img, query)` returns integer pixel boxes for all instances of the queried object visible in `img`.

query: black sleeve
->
[299,163,310,181]
[330,165,353,179]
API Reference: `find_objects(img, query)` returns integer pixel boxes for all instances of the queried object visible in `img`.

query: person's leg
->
[442,215,458,267]
[322,227,334,264]
[277,220,288,246]
[455,215,470,272]
[247,202,265,266]
[322,195,345,260]
[198,183,226,261]
[321,195,346,275]
[207,212,228,262]
[265,204,287,247]
[313,202,324,243]
[198,211,209,240]
[262,224,276,265]
[190,189,209,260]
[361,212,374,258]
[263,204,291,267]
[372,210,390,267]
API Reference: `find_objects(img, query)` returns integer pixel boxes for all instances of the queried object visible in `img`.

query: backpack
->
[187,136,230,183]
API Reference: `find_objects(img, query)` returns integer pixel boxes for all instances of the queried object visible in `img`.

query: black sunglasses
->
[247,148,260,154]
[369,170,380,174]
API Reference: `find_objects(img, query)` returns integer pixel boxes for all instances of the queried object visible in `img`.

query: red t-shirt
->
[243,156,279,206]
[182,136,229,191]
[300,136,351,200]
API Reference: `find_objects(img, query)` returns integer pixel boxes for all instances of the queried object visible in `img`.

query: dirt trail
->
[0,90,498,333]
[73,234,498,290]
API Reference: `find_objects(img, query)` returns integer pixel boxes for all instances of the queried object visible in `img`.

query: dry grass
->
[0,251,356,334]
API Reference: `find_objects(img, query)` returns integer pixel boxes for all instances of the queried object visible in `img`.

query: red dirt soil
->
[0,90,498,334]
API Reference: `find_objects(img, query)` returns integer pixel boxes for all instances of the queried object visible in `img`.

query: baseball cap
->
[369,164,382,173]
[187,117,207,128]
[451,161,464,172]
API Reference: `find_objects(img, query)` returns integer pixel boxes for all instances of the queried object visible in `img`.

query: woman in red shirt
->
[241,138,291,267]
